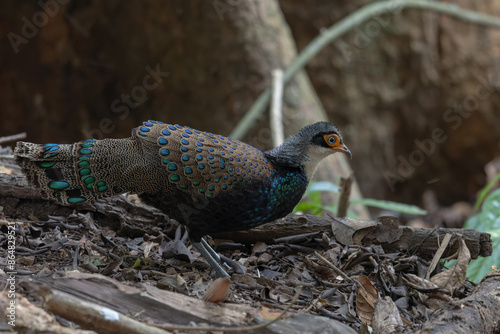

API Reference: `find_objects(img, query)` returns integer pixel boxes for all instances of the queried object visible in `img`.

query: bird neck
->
[264,139,300,164]
[265,139,315,179]
[264,133,333,181]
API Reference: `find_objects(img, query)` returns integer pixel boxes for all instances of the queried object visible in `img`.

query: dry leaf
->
[431,237,471,293]
[0,165,13,174]
[202,277,232,303]
[258,306,282,320]
[355,275,379,325]
[77,235,88,249]
[402,274,452,310]
[157,274,188,293]
[314,266,337,280]
[143,241,156,258]
[373,297,405,332]
[252,241,267,254]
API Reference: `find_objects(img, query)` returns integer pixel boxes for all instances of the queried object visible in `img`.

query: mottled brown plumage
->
[15,120,351,277]
[15,121,276,204]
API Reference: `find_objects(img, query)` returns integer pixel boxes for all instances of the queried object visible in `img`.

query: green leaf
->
[463,187,500,282]
[306,181,340,194]
[347,209,359,219]
[350,199,427,215]
[463,212,481,230]
[479,188,500,230]
[295,181,340,216]
[294,201,320,212]
[298,181,427,217]
[459,235,500,283]
[131,258,141,269]
[473,172,500,212]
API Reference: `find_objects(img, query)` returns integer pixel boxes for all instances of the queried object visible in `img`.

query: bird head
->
[307,122,351,159]
[265,121,351,180]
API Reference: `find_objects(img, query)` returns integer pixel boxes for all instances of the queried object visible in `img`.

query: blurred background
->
[1,0,500,217]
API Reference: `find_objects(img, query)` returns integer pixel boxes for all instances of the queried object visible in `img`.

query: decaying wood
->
[0,173,174,238]
[22,272,253,328]
[330,216,491,259]
[0,290,95,334]
[11,272,355,334]
[215,215,491,260]
[40,288,171,334]
[416,269,500,334]
[211,215,334,243]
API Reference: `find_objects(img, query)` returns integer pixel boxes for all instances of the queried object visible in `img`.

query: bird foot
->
[193,239,231,279]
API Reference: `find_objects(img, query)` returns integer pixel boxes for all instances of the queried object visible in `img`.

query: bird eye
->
[321,134,340,147]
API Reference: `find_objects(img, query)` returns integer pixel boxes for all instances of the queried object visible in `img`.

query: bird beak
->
[334,143,352,159]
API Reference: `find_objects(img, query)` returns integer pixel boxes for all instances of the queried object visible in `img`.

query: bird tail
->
[14,139,128,205]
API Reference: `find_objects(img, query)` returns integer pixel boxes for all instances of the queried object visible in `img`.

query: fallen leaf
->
[252,241,267,254]
[258,306,282,320]
[402,274,452,310]
[157,274,188,294]
[314,266,337,280]
[355,275,379,325]
[431,237,471,294]
[0,165,12,174]
[143,241,156,258]
[202,277,232,303]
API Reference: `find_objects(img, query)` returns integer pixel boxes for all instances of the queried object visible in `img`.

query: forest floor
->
[0,150,498,334]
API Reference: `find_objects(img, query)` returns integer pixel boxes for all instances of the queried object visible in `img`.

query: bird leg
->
[200,238,223,264]
[193,238,231,279]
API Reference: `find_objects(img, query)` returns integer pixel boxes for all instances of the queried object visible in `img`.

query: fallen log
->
[10,273,356,334]
[0,173,492,260]
[416,269,500,334]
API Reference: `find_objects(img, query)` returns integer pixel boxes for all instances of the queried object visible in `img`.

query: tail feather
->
[14,139,124,205]
[14,121,174,206]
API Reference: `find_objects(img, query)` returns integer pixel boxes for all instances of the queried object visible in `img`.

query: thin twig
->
[314,250,352,283]
[0,132,27,144]
[157,286,303,332]
[426,233,452,280]
[230,0,500,139]
[270,69,284,147]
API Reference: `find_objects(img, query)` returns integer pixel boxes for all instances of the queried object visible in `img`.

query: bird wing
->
[134,120,274,198]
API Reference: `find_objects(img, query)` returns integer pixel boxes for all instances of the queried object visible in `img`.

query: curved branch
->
[230,0,500,139]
